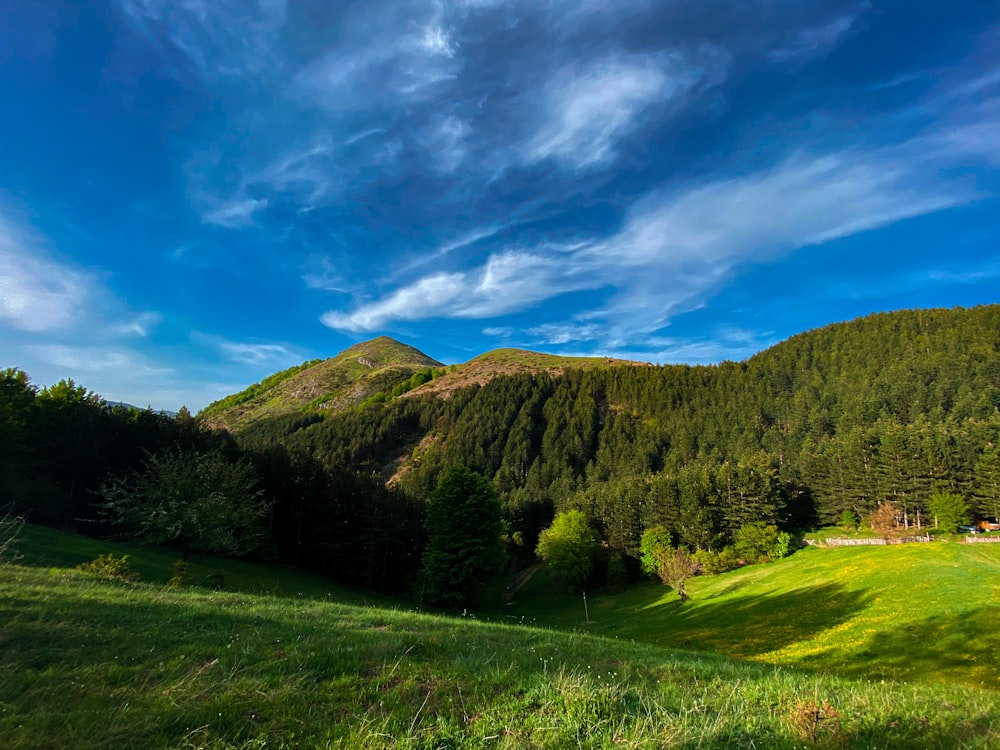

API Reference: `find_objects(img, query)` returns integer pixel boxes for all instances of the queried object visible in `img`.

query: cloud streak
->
[0,215,90,333]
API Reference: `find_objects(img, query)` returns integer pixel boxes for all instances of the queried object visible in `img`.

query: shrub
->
[838,510,859,530]
[694,546,742,575]
[733,522,793,564]
[76,553,141,582]
[165,560,193,590]
[0,508,24,565]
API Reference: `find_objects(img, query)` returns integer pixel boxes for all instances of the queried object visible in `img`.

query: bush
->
[76,553,141,582]
[694,546,742,575]
[0,508,24,565]
[838,510,859,530]
[165,560,193,590]
[733,522,792,564]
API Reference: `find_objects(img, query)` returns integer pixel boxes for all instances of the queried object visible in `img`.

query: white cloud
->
[597,150,972,268]
[217,341,300,366]
[322,273,466,331]
[322,137,978,339]
[525,48,729,169]
[117,0,288,80]
[322,248,600,332]
[0,216,90,333]
[28,344,173,376]
[420,115,470,172]
[526,322,600,345]
[292,4,461,111]
[482,326,513,337]
[201,197,268,227]
[115,311,163,337]
[769,6,867,63]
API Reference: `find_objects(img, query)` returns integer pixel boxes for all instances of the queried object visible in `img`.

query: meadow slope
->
[505,541,1000,690]
[3,563,1000,750]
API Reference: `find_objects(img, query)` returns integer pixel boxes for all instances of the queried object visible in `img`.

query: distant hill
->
[202,338,645,431]
[406,347,648,399]
[199,336,444,430]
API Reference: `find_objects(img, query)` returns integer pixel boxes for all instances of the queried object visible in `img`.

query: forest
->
[3,305,999,599]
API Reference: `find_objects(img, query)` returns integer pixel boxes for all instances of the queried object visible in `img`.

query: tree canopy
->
[421,466,505,608]
[536,509,602,592]
[99,447,270,560]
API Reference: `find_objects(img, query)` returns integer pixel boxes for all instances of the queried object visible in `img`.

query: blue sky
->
[1,0,997,411]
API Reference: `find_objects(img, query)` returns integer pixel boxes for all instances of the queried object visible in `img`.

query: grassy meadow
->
[503,540,1000,690]
[3,526,1000,748]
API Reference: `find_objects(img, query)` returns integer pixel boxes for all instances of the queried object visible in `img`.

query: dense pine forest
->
[3,305,999,596]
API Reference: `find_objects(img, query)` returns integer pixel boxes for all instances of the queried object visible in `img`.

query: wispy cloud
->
[323,245,604,333]
[114,311,163,337]
[595,149,971,268]
[524,48,728,169]
[769,4,868,63]
[28,344,173,376]
[116,0,288,81]
[201,197,268,228]
[322,131,979,340]
[216,340,301,366]
[420,115,470,173]
[0,214,90,333]
[525,322,601,345]
[291,3,461,111]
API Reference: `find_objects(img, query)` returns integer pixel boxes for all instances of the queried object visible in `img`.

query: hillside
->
[230,304,1000,572]
[505,540,1000,690]
[199,336,444,430]
[406,347,648,399]
[4,556,1000,748]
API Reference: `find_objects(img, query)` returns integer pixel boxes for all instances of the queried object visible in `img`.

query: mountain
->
[199,336,444,431]
[202,338,646,431]
[230,305,1000,560]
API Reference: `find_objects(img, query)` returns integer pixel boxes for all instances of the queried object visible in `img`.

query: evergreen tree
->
[421,466,504,608]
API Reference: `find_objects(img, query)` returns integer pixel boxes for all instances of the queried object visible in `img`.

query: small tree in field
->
[640,527,702,603]
[536,509,601,592]
[927,491,969,533]
[656,548,702,604]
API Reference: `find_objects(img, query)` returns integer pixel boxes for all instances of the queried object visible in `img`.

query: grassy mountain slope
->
[4,553,1000,748]
[407,347,648,399]
[200,336,443,431]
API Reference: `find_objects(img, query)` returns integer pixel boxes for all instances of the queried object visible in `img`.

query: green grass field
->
[15,524,395,606]
[3,526,1000,748]
[502,541,1000,690]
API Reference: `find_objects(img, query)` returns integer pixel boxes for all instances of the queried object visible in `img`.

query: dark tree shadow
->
[791,605,1000,689]
[641,582,872,658]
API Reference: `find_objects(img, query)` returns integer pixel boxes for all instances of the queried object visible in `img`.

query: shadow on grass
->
[644,582,872,659]
[2,573,998,749]
[792,605,1000,689]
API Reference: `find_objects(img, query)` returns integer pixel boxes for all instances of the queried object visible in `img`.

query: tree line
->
[4,305,999,603]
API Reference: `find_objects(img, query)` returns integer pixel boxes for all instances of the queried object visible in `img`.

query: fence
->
[818,535,932,547]
[965,535,1000,543]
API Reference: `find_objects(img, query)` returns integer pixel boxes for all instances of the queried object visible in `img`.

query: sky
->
[1,0,998,412]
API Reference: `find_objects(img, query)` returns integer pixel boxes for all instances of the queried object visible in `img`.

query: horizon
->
[1,1,997,411]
